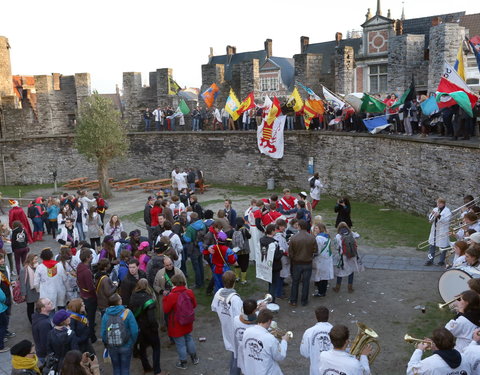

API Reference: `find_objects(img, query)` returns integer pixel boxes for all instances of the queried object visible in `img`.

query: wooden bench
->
[111,178,141,190]
[63,177,88,188]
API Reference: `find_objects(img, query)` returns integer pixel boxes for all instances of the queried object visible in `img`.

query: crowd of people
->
[141,96,480,139]
[0,172,480,374]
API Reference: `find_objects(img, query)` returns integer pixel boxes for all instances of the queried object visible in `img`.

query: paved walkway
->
[362,254,444,272]
[0,351,11,375]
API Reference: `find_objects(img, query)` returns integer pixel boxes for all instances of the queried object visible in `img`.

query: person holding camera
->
[61,349,100,375]
[334,197,352,229]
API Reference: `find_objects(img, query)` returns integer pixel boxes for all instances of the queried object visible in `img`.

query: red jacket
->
[163,286,197,337]
[262,210,282,226]
[9,206,33,243]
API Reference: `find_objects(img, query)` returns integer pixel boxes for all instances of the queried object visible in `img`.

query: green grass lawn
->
[0,184,55,198]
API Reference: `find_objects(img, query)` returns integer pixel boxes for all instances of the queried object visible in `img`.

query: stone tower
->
[0,36,14,98]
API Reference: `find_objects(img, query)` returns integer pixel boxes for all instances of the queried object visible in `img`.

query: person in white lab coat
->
[242,309,290,375]
[300,306,333,375]
[407,327,472,375]
[425,198,452,266]
[318,324,371,375]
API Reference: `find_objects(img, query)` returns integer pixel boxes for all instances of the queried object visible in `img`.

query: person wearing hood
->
[101,293,138,375]
[31,298,54,363]
[10,339,41,375]
[211,271,243,375]
[8,199,33,244]
[407,327,472,375]
[33,248,67,309]
[47,309,79,368]
[445,290,480,352]
[260,224,284,303]
[129,279,168,375]
[183,213,206,289]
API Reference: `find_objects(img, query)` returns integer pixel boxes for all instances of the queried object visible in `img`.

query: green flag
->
[360,94,386,113]
[436,91,473,118]
[391,78,416,109]
[178,99,190,115]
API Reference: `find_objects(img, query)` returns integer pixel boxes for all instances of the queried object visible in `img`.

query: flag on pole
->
[453,43,466,81]
[362,115,391,134]
[322,86,345,109]
[441,61,473,93]
[437,77,478,109]
[436,91,474,118]
[360,94,386,113]
[420,96,439,116]
[178,99,190,115]
[257,115,286,159]
[469,35,480,73]
[287,87,304,112]
[238,92,255,115]
[201,83,219,108]
[303,99,324,129]
[225,89,241,120]
[168,77,181,95]
[265,97,282,125]
[391,77,416,109]
[296,81,321,100]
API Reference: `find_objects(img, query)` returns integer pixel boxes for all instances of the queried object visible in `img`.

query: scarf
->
[0,270,10,287]
[42,260,58,269]
[12,355,41,374]
[69,311,89,326]
[27,265,35,289]
[240,313,257,324]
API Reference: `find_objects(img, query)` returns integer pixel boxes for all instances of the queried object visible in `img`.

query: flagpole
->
[321,84,347,104]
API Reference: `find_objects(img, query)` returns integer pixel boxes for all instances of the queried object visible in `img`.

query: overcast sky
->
[1,0,479,93]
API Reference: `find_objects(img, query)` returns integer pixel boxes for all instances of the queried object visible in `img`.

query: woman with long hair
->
[86,207,103,250]
[312,223,334,297]
[104,215,124,241]
[445,290,480,351]
[58,246,79,301]
[61,349,100,375]
[19,253,40,324]
[334,196,352,229]
[66,298,94,354]
[129,279,167,375]
[98,236,117,265]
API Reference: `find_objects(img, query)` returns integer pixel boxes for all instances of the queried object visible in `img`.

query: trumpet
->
[269,321,293,339]
[438,295,461,309]
[350,323,380,364]
[404,334,432,349]
[258,294,273,305]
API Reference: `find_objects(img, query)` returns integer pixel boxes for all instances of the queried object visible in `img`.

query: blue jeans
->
[336,273,354,285]
[170,117,176,131]
[242,122,249,131]
[144,119,151,131]
[155,121,161,131]
[428,244,446,263]
[290,264,312,305]
[173,334,196,361]
[213,273,224,293]
[76,221,85,241]
[286,116,294,130]
[298,116,305,129]
[222,118,228,130]
[109,346,133,375]
[32,217,43,232]
[192,118,199,131]
[187,244,204,288]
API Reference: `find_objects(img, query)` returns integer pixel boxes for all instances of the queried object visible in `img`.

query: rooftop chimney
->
[226,45,236,55]
[335,32,343,46]
[376,0,382,16]
[431,17,442,26]
[209,47,214,59]
[301,36,309,54]
[264,39,272,58]
[387,9,391,18]
[395,20,403,35]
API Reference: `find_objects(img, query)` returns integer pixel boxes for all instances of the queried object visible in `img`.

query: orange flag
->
[237,92,255,115]
[201,83,220,108]
[265,97,282,126]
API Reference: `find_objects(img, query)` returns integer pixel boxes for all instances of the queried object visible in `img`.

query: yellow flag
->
[454,43,465,81]
[287,87,304,112]
[225,89,241,121]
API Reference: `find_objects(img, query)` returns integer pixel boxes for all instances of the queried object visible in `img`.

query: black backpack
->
[28,205,37,219]
[147,254,165,287]
[310,177,316,188]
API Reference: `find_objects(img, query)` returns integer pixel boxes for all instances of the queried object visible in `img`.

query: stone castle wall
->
[2,132,478,215]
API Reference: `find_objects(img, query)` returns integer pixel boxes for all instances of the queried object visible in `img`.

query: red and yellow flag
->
[237,92,255,115]
[265,96,282,126]
[303,99,324,129]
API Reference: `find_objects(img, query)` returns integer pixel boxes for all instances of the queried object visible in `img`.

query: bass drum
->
[438,266,480,302]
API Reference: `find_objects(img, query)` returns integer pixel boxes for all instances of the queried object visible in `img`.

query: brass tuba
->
[269,321,293,339]
[349,322,380,364]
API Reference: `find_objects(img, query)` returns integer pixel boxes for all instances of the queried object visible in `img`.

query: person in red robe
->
[8,200,34,243]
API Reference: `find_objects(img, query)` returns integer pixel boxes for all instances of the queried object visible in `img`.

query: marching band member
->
[300,306,333,375]
[425,198,452,266]
[278,189,298,222]
[451,241,468,268]
[312,224,334,297]
[262,203,283,227]
[211,271,243,375]
[247,200,264,263]
[462,329,480,374]
[465,245,480,271]
[242,309,290,375]
[233,299,259,375]
[445,290,480,352]
[318,324,371,375]
[456,212,480,241]
[274,219,289,300]
[407,328,472,375]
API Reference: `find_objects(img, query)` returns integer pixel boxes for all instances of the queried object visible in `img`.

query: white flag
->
[441,61,474,94]
[257,115,285,159]
[322,86,345,109]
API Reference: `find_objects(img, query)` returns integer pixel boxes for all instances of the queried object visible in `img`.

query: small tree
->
[75,91,129,198]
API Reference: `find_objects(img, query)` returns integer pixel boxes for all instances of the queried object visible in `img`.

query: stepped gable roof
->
[303,39,362,75]
[209,49,267,81]
[402,11,465,45]
[264,57,295,90]
[460,13,480,38]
